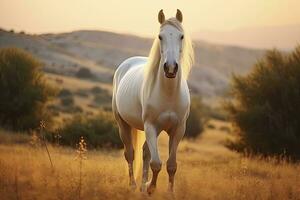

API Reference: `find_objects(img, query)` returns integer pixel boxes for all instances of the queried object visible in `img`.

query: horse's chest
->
[143,101,184,130]
[157,110,179,131]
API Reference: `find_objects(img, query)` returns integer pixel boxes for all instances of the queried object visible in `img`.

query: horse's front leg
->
[144,122,161,195]
[140,142,150,192]
[167,124,185,192]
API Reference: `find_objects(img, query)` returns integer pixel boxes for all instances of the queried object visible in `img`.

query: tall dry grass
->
[0,120,299,200]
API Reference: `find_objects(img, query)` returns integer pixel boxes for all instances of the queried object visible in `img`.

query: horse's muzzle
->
[164,62,178,79]
[165,72,177,78]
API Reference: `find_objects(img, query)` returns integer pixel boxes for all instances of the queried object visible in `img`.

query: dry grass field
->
[0,120,300,200]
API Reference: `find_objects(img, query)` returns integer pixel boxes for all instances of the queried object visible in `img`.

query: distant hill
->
[0,29,265,101]
[193,24,300,50]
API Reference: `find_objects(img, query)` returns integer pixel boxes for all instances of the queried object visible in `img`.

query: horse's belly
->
[116,67,144,130]
[119,109,144,130]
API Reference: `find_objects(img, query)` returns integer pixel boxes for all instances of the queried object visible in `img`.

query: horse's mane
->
[143,18,194,96]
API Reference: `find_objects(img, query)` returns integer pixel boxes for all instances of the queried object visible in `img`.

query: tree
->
[225,46,300,159]
[0,48,55,131]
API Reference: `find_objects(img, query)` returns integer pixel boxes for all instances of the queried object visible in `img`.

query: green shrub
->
[102,105,112,112]
[58,110,122,148]
[0,48,55,131]
[93,93,111,105]
[90,86,105,94]
[225,46,300,159]
[58,88,72,97]
[219,126,231,133]
[90,86,111,105]
[0,129,31,145]
[60,96,74,107]
[185,96,204,138]
[75,89,89,97]
[72,106,83,113]
[76,67,93,79]
[207,123,216,129]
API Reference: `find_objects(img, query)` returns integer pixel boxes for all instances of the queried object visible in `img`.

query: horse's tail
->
[131,129,145,178]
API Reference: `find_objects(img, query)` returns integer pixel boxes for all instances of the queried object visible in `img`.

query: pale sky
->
[1,0,300,37]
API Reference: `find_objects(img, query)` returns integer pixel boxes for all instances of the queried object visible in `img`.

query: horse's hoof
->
[168,189,175,197]
[129,182,137,190]
[168,185,174,193]
[146,181,156,195]
[140,183,147,192]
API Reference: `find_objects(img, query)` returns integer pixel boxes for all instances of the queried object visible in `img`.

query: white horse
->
[112,9,194,194]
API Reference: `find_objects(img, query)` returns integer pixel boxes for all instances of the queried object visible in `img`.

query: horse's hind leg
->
[140,142,150,192]
[116,114,136,189]
[112,74,136,188]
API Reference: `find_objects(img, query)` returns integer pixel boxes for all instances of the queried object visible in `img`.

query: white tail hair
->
[131,129,145,178]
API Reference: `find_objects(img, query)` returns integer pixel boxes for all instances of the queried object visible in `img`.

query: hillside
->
[0,29,265,101]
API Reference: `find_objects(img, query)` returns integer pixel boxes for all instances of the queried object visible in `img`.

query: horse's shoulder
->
[114,56,147,84]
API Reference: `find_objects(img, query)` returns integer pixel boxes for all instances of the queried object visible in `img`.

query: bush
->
[90,86,105,94]
[76,67,93,79]
[0,48,55,131]
[58,88,72,97]
[225,46,300,159]
[75,89,89,97]
[90,86,111,106]
[93,92,111,105]
[60,96,74,107]
[58,110,122,148]
[185,96,204,138]
[207,123,216,129]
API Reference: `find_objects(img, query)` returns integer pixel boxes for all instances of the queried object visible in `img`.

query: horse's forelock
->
[160,18,183,32]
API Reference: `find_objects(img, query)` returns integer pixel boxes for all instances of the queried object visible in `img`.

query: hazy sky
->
[1,0,300,37]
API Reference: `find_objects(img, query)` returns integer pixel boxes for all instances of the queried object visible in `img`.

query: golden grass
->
[0,120,300,200]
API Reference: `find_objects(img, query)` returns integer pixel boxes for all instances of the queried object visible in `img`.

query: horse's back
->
[113,56,147,130]
[113,56,147,86]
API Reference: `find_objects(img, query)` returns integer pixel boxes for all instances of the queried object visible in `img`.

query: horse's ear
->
[158,9,165,24]
[176,9,183,23]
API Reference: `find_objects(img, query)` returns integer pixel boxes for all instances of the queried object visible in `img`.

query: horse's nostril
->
[163,62,168,72]
[174,62,178,73]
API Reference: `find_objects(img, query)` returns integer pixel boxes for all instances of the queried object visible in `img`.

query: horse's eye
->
[158,35,162,40]
[180,35,184,40]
